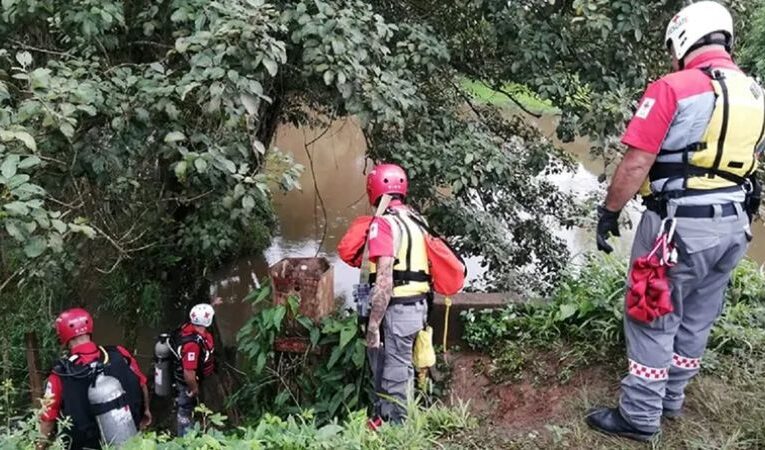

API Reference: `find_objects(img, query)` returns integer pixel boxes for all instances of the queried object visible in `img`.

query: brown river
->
[96,115,765,368]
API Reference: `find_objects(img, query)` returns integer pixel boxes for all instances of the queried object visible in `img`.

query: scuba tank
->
[87,373,138,446]
[153,333,173,397]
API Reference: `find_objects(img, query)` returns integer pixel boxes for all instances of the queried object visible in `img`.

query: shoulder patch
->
[635,97,656,119]
[368,222,379,240]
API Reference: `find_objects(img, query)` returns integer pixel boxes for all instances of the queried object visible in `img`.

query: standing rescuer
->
[588,1,765,442]
[38,308,151,450]
[172,303,216,437]
[363,164,430,426]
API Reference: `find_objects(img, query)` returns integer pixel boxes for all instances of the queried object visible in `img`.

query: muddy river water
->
[96,115,765,368]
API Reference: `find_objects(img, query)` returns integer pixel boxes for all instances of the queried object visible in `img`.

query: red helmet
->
[366,164,408,205]
[55,308,93,345]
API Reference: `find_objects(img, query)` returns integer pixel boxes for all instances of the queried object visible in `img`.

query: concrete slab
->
[428,292,522,348]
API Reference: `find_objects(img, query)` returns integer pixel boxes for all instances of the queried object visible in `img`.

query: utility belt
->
[643,197,743,219]
[368,270,431,287]
[389,294,428,306]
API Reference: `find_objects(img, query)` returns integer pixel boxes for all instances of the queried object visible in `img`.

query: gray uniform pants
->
[370,299,428,423]
[619,207,750,432]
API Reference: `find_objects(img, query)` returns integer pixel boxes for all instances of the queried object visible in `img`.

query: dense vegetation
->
[2,0,765,447]
[459,256,765,448]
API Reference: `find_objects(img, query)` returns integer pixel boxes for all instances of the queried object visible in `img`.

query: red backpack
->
[336,213,467,295]
[406,214,467,296]
[337,216,373,268]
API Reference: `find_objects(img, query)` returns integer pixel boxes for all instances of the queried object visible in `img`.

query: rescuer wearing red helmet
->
[37,308,151,450]
[360,163,430,425]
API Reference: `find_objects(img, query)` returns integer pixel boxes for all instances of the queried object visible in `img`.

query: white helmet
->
[189,303,215,327]
[665,1,733,61]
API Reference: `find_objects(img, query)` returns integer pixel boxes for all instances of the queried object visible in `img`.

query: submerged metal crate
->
[269,257,334,342]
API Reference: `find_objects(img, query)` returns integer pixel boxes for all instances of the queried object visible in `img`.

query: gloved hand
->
[596,205,621,254]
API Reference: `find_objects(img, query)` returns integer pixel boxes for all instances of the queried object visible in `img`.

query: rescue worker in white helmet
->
[588,1,764,441]
[37,308,151,450]
[173,303,216,436]
[360,163,430,427]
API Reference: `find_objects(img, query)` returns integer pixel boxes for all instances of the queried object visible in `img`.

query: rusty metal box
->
[269,257,334,326]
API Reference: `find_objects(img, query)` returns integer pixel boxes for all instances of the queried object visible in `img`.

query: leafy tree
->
[4,0,762,411]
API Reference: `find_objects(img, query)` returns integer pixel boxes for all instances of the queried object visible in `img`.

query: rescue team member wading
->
[588,1,765,442]
[174,303,216,437]
[38,308,151,450]
[364,164,430,426]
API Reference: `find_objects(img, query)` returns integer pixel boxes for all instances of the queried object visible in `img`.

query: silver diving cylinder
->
[87,373,137,446]
[153,333,173,397]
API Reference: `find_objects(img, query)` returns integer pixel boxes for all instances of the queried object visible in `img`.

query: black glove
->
[596,205,621,254]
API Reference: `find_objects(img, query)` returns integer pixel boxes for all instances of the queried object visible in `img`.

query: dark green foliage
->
[462,255,765,382]
[234,282,372,423]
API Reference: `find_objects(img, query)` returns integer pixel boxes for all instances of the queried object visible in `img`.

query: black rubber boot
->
[662,407,683,420]
[585,407,658,442]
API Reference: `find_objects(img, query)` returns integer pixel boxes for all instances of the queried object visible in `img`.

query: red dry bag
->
[407,215,467,296]
[625,220,676,324]
[336,216,373,268]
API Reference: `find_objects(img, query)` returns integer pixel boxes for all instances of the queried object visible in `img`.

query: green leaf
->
[297,316,313,330]
[69,224,96,239]
[194,158,208,173]
[12,183,46,198]
[59,123,75,139]
[17,155,41,169]
[255,352,267,374]
[323,70,334,85]
[253,140,265,155]
[48,232,64,253]
[4,201,29,216]
[29,68,51,90]
[310,327,321,347]
[5,221,24,241]
[558,304,578,321]
[240,93,259,115]
[316,424,343,440]
[1,154,19,178]
[174,161,188,180]
[273,306,287,329]
[164,131,186,143]
[262,58,278,76]
[13,131,36,151]
[23,236,46,258]
[242,195,255,211]
[51,219,67,234]
[327,346,343,369]
[15,51,32,68]
[175,38,190,53]
[339,326,355,349]
[8,174,29,189]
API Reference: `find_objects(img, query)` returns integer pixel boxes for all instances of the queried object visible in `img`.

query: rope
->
[442,296,452,361]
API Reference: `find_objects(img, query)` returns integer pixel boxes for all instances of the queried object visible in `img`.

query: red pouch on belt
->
[625,232,675,324]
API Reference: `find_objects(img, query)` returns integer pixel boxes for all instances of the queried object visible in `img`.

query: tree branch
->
[493,86,543,118]
[9,40,70,57]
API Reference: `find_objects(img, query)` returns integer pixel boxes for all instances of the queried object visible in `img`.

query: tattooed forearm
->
[367,256,394,332]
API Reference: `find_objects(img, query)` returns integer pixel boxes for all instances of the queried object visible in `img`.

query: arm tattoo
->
[367,256,394,331]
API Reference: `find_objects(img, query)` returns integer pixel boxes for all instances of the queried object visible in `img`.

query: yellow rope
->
[442,296,452,353]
